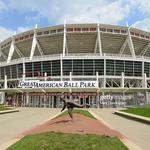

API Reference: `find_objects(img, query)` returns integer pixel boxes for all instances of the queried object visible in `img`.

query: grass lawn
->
[0,105,10,111]
[121,106,150,118]
[57,109,96,120]
[7,132,128,150]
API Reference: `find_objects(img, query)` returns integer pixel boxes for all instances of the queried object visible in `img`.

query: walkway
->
[91,108,150,150]
[0,107,60,149]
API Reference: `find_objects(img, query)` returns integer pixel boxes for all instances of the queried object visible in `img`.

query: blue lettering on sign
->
[18,81,98,88]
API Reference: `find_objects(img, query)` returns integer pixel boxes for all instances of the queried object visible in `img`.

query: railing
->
[0,53,150,67]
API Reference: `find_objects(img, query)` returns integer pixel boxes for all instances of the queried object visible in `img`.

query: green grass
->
[7,132,128,150]
[121,106,150,118]
[56,109,96,120]
[0,105,10,111]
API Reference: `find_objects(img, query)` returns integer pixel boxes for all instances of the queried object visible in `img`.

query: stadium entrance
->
[1,79,150,108]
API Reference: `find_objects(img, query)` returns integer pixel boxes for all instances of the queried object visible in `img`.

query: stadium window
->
[107,29,113,32]
[44,31,49,34]
[94,59,104,75]
[121,30,127,34]
[146,36,150,39]
[51,30,56,34]
[106,60,115,75]
[100,28,106,32]
[82,28,89,32]
[114,29,120,33]
[144,62,150,77]
[15,38,19,42]
[67,28,73,32]
[125,61,133,76]
[140,34,144,38]
[63,60,72,75]
[30,34,34,37]
[83,59,94,75]
[37,32,43,35]
[17,64,23,78]
[25,35,29,39]
[57,29,63,33]
[7,42,10,45]
[20,37,24,40]
[11,65,17,78]
[90,28,96,32]
[115,60,124,75]
[52,60,60,76]
[130,32,134,35]
[74,28,81,32]
[134,61,142,76]
[135,33,139,37]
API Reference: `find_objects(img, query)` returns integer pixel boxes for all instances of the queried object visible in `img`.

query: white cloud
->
[9,0,130,25]
[0,0,7,12]
[131,0,150,15]
[0,26,31,41]
[133,18,150,31]
[0,27,13,41]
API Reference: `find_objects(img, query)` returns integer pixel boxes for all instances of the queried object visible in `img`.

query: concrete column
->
[26,92,29,106]
[4,75,7,89]
[142,73,147,88]
[44,94,46,108]
[103,54,106,88]
[22,58,26,81]
[121,72,124,88]
[44,72,47,81]
[60,54,63,81]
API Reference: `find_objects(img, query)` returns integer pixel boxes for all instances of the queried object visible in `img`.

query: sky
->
[0,0,150,41]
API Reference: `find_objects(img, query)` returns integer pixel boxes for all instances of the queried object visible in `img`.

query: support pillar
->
[60,54,63,81]
[121,72,124,88]
[22,58,26,81]
[44,72,47,81]
[142,73,147,88]
[4,75,7,89]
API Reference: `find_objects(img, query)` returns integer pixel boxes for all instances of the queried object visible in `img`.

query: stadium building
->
[0,23,150,108]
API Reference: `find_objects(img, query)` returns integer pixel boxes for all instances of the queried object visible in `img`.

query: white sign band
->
[18,80,98,88]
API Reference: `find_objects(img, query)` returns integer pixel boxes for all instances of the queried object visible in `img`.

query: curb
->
[0,109,19,115]
[0,110,62,150]
[89,109,142,150]
[114,110,150,125]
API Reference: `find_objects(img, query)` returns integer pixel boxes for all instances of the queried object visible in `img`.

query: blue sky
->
[0,0,150,40]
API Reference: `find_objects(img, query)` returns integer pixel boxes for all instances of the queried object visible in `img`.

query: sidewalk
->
[91,108,150,150]
[0,108,60,150]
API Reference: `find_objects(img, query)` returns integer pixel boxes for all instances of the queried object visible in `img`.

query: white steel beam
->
[36,39,44,56]
[94,37,98,53]
[119,27,135,58]
[97,24,102,56]
[0,46,7,60]
[140,42,150,56]
[119,36,128,55]
[15,45,24,58]
[127,28,136,58]
[7,36,24,63]
[94,24,102,55]
[142,73,147,88]
[7,37,15,63]
[30,28,37,60]
[63,19,67,57]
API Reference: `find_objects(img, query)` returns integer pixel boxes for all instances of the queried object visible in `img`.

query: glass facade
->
[0,59,148,80]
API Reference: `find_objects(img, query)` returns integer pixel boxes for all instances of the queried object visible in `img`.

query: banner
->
[18,80,98,88]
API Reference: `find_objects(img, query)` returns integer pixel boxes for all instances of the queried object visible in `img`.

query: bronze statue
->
[61,98,90,119]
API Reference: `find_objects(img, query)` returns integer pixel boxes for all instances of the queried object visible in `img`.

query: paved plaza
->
[91,108,150,150]
[0,108,60,149]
